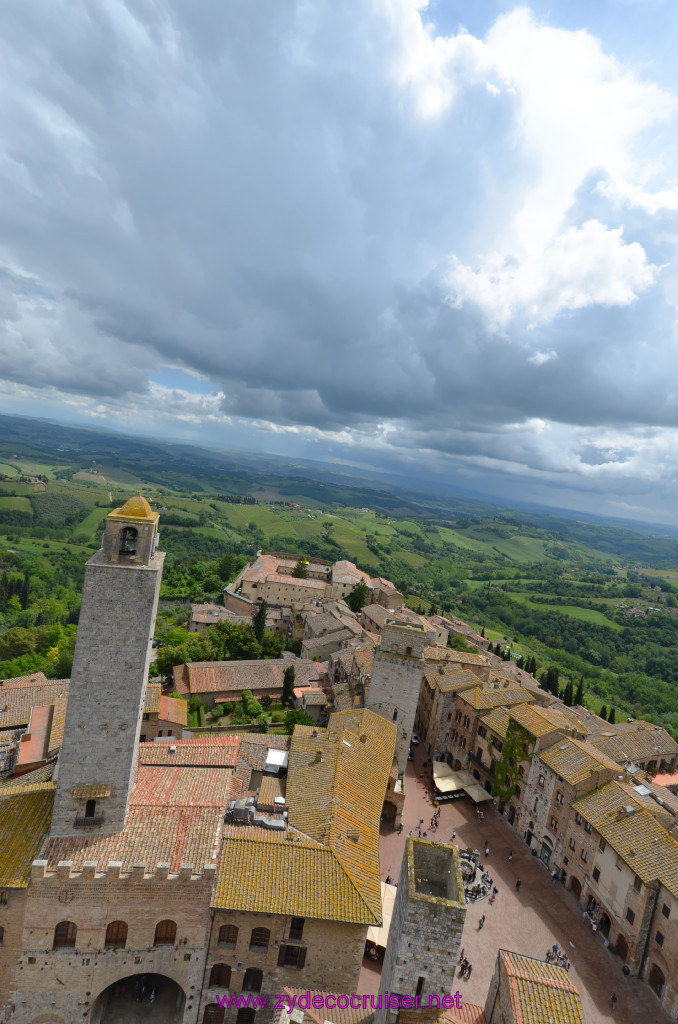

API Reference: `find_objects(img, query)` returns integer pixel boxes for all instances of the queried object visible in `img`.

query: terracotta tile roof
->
[72,784,111,799]
[539,737,620,785]
[352,649,374,676]
[0,762,55,789]
[0,786,55,887]
[400,1005,487,1024]
[302,691,327,706]
[42,804,223,873]
[423,648,489,667]
[0,682,69,729]
[0,671,50,688]
[159,694,188,725]
[281,990,375,1024]
[138,736,240,766]
[258,775,285,810]
[572,781,678,898]
[144,682,161,713]
[480,707,512,739]
[499,951,586,1024]
[508,704,574,738]
[180,659,326,695]
[463,687,534,711]
[132,764,235,807]
[423,669,483,695]
[213,710,396,923]
[47,696,68,751]
[588,722,678,765]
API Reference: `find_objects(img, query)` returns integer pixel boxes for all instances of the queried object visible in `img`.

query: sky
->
[2,1,678,522]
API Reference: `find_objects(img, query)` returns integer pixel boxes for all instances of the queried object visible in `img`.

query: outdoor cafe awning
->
[432,762,475,794]
[366,882,397,947]
[465,783,493,803]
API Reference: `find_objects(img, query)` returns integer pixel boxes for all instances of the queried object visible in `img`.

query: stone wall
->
[50,552,164,837]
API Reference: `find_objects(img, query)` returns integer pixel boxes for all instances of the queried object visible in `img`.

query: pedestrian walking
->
[485,844,490,857]
[515,879,522,891]
[609,994,617,1010]
[478,915,485,930]
[452,830,456,841]
[551,869,558,883]
[509,849,513,861]
[459,948,465,962]
[466,964,473,979]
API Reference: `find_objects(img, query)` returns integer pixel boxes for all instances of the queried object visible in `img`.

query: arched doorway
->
[382,800,397,824]
[648,964,665,998]
[570,877,582,899]
[599,913,611,938]
[90,973,185,1023]
[616,933,628,962]
[507,805,516,825]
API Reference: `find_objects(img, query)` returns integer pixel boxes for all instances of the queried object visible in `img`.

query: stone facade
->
[50,502,163,838]
[7,861,213,1024]
[366,623,427,774]
[200,912,366,1022]
[376,838,465,1024]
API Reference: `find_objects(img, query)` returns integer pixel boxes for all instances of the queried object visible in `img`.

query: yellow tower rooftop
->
[108,493,158,523]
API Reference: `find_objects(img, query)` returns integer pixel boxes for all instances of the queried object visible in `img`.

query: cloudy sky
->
[2,1,678,521]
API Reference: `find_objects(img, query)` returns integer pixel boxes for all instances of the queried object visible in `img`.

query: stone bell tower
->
[50,494,164,837]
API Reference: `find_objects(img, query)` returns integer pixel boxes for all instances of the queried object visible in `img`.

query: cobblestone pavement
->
[362,745,671,1023]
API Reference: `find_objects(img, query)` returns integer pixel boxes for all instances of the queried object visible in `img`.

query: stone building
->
[366,621,428,774]
[376,838,466,1024]
[50,493,164,837]
[414,668,480,760]
[172,657,327,708]
[483,950,586,1024]
[0,498,397,1024]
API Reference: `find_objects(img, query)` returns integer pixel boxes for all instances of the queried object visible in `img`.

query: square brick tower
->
[376,838,466,1024]
[50,494,164,837]
[366,620,427,773]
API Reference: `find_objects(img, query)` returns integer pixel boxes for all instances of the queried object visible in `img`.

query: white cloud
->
[596,175,678,214]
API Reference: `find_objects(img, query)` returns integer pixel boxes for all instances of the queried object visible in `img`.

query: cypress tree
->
[600,705,608,720]
[252,600,268,644]
[574,680,584,706]
[608,707,616,725]
[564,681,574,707]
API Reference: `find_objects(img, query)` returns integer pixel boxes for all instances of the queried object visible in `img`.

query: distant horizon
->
[3,408,677,539]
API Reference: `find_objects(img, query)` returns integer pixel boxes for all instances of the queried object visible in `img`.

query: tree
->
[608,707,616,725]
[284,708,314,734]
[563,680,574,707]
[480,627,485,638]
[252,600,268,644]
[346,578,368,613]
[282,664,296,707]
[600,705,608,720]
[574,680,584,706]
[292,558,309,579]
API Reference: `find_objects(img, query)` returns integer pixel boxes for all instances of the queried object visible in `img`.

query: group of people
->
[429,808,441,831]
[546,943,571,972]
[457,949,473,980]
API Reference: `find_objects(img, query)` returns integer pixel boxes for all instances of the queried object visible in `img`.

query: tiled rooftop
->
[213,709,396,922]
[178,658,326,695]
[588,721,678,764]
[500,951,586,1024]
[144,682,161,713]
[463,687,534,711]
[0,786,55,887]
[572,780,678,898]
[539,737,620,785]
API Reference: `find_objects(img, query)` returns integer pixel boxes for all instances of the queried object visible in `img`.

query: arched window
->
[209,963,231,988]
[249,927,270,952]
[53,921,77,948]
[203,1007,225,1024]
[119,526,138,555]
[85,799,96,819]
[392,709,397,722]
[218,924,238,948]
[405,646,413,656]
[242,967,263,992]
[237,1010,256,1024]
[104,921,128,948]
[154,919,177,946]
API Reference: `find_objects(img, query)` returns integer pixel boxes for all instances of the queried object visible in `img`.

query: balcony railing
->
[74,816,103,828]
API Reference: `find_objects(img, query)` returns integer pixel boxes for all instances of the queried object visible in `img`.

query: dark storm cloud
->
[1,1,678,516]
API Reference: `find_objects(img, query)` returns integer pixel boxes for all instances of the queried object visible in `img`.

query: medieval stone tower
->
[376,838,466,1024]
[50,494,164,837]
[366,620,427,773]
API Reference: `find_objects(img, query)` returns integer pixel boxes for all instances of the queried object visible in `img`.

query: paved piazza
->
[359,746,672,1023]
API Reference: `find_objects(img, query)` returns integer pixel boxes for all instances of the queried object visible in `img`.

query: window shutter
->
[297,947,306,969]
[278,945,287,967]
